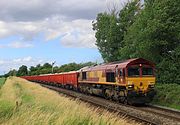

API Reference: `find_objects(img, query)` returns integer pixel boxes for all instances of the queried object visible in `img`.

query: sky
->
[0,0,127,75]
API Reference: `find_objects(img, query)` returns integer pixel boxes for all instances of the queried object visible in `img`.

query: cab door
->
[119,68,125,84]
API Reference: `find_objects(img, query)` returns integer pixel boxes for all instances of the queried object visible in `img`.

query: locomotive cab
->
[124,60,156,104]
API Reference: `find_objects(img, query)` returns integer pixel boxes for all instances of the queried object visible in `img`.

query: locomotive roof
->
[81,58,155,72]
[38,71,78,76]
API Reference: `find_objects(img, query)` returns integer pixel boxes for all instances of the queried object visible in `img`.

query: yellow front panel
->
[126,77,155,92]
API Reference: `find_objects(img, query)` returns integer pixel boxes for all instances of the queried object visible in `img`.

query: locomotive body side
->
[78,58,156,104]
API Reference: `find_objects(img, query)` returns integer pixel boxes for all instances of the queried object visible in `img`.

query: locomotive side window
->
[106,72,115,82]
[82,72,87,80]
[128,67,140,76]
[120,69,125,77]
[120,69,123,76]
[142,67,153,76]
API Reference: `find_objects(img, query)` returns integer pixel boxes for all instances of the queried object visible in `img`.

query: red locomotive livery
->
[21,58,156,104]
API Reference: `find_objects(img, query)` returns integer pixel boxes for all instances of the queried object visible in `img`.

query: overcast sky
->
[0,0,127,75]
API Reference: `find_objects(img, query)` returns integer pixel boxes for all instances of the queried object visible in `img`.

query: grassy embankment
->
[0,77,6,88]
[0,77,139,125]
[152,83,180,110]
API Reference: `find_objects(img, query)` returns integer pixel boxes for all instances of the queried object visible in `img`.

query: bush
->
[152,83,180,110]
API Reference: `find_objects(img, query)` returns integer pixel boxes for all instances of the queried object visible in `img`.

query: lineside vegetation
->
[0,77,6,88]
[152,84,180,110]
[0,77,140,125]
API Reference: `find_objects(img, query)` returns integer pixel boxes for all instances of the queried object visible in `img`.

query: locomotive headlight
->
[128,84,134,88]
[128,85,133,88]
[127,81,134,89]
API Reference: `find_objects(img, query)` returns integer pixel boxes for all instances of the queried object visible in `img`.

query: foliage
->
[92,12,115,62]
[4,62,96,77]
[152,83,180,110]
[93,0,180,84]
[92,0,140,62]
[4,69,17,77]
[16,65,28,76]
[58,62,96,73]
[122,0,180,83]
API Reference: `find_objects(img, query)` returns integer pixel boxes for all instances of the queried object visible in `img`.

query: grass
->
[0,77,6,88]
[0,77,140,125]
[152,83,180,110]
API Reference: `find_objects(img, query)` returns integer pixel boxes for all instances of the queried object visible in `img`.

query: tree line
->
[3,62,96,77]
[92,0,180,84]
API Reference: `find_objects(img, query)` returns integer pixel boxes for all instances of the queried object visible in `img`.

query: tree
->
[93,0,140,62]
[17,65,28,76]
[122,0,180,83]
[43,63,52,69]
[92,12,112,62]
[4,69,17,77]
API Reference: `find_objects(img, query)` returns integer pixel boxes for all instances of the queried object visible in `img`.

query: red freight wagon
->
[21,72,78,89]
[47,74,54,83]
[38,75,47,82]
[20,76,31,80]
[47,74,63,84]
[63,72,78,87]
[31,76,38,81]
[22,76,38,81]
[31,75,38,81]
[51,74,64,84]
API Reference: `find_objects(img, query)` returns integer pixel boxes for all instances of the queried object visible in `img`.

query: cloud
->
[0,0,127,48]
[45,19,97,48]
[0,21,41,40]
[0,0,106,22]
[12,56,33,63]
[0,17,96,48]
[61,30,96,48]
[0,56,47,74]
[8,41,33,48]
[0,41,33,48]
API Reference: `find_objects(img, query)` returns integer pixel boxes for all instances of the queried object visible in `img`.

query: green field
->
[0,77,6,88]
[152,83,180,110]
[0,77,138,125]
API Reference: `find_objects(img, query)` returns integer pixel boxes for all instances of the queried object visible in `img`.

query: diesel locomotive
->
[21,58,156,104]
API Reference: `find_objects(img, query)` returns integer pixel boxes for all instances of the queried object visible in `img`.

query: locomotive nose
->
[138,82,145,92]
[140,82,143,86]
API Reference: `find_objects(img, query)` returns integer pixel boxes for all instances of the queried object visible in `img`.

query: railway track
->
[139,105,180,123]
[39,83,180,125]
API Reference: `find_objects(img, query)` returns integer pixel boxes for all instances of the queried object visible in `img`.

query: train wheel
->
[119,90,128,104]
[123,98,128,105]
[104,94,109,99]
[102,89,108,99]
[85,87,90,95]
